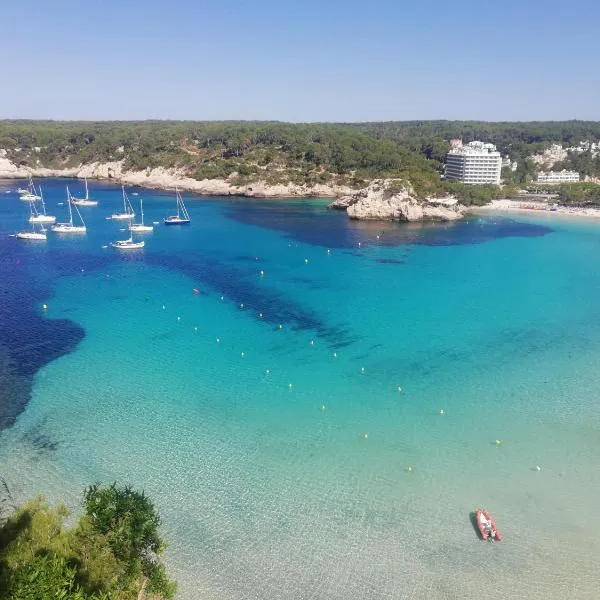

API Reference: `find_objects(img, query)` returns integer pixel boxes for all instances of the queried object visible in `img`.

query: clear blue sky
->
[3,0,599,121]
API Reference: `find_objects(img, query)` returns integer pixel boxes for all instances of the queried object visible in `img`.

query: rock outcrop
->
[329,180,463,222]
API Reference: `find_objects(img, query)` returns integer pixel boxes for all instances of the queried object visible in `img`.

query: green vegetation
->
[0,482,175,600]
[2,119,600,202]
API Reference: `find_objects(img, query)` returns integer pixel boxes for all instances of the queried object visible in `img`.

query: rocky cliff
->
[0,156,356,199]
[329,180,463,222]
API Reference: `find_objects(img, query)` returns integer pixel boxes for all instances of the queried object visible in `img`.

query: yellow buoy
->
[363,433,369,440]
[440,409,444,415]
[406,466,413,473]
[495,439,503,446]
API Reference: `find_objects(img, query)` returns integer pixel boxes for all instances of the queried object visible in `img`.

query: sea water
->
[0,178,599,599]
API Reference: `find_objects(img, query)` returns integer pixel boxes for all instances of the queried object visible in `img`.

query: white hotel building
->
[445,141,502,185]
[536,170,580,184]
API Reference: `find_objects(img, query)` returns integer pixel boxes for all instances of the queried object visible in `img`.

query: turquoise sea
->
[0,178,599,599]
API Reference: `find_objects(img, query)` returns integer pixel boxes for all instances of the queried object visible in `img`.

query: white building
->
[536,170,580,184]
[445,141,502,185]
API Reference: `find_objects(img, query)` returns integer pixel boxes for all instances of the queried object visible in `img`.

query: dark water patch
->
[0,237,112,431]
[145,252,356,348]
[20,421,59,455]
[225,201,553,249]
[375,258,406,265]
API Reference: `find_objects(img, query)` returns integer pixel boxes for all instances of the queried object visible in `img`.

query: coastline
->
[470,198,600,220]
[0,157,355,200]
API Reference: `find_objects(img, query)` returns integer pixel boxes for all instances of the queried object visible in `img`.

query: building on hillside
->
[445,141,502,185]
[535,170,580,184]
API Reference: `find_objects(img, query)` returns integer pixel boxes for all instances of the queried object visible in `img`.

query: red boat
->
[475,508,501,541]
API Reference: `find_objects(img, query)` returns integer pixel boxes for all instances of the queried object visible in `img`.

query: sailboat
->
[51,187,87,233]
[111,235,145,249]
[29,186,56,224]
[17,201,47,239]
[110,186,136,220]
[164,188,190,225]
[71,177,98,206]
[19,176,42,201]
[129,198,153,233]
[16,224,47,240]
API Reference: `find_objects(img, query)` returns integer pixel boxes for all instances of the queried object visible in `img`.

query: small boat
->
[129,198,153,233]
[110,186,136,220]
[71,177,98,206]
[164,188,190,225]
[111,236,145,249]
[29,186,56,224]
[51,187,87,233]
[475,508,501,541]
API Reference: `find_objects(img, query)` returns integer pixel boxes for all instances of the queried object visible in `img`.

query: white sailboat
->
[164,188,190,225]
[51,187,87,233]
[110,186,136,220]
[16,225,47,240]
[17,201,47,240]
[111,235,145,249]
[129,198,153,233]
[29,186,56,224]
[71,178,98,206]
[19,176,42,201]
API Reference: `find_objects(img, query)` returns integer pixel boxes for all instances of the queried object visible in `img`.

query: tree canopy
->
[0,483,176,600]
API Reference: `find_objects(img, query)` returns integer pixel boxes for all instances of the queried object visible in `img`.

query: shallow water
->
[1,178,599,599]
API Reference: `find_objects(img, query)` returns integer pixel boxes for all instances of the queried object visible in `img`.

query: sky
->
[2,0,599,122]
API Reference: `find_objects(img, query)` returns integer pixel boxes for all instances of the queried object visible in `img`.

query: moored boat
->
[71,177,98,206]
[475,508,501,541]
[111,236,145,249]
[51,187,87,233]
[29,186,56,224]
[164,187,190,225]
[110,186,136,220]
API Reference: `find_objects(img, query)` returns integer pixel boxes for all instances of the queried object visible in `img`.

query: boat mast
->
[140,198,144,225]
[84,177,89,200]
[67,187,74,225]
[40,186,46,215]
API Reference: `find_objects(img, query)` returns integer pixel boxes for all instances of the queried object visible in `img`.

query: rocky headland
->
[329,180,464,222]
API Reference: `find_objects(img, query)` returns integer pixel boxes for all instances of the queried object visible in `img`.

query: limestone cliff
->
[329,180,463,222]
[0,156,356,199]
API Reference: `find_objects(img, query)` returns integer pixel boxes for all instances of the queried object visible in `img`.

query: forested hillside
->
[2,120,600,203]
